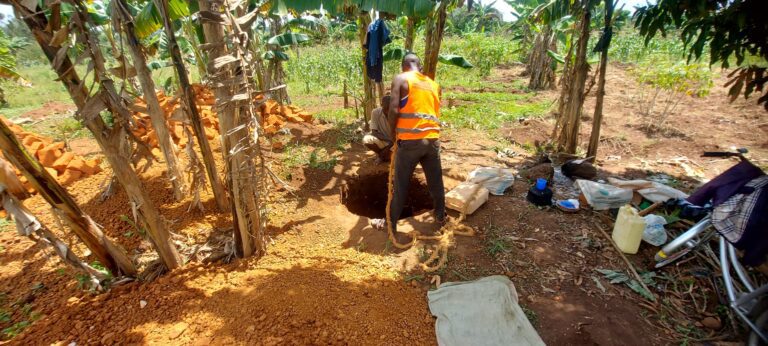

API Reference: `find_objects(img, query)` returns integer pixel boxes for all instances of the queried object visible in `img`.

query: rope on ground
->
[384,141,478,272]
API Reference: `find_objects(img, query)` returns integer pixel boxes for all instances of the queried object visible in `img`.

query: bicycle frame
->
[720,237,768,342]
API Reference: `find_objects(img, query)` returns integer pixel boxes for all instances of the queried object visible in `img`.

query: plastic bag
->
[607,177,688,203]
[468,167,515,196]
[642,214,668,246]
[576,179,633,210]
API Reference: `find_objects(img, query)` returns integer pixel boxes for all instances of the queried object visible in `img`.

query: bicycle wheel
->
[748,304,768,345]
[654,218,715,268]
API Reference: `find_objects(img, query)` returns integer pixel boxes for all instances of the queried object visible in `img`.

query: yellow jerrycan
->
[612,205,646,254]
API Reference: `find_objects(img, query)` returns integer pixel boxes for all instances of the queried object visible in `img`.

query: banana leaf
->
[269,0,436,18]
[263,50,290,61]
[267,32,310,46]
[383,47,407,62]
[547,49,565,64]
[0,32,21,80]
[438,54,473,68]
[134,0,191,39]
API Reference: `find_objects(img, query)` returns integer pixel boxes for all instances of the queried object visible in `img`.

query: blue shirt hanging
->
[364,19,391,83]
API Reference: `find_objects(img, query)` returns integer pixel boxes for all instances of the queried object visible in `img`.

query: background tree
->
[508,0,573,90]
[552,0,597,154]
[635,0,768,111]
[586,0,616,158]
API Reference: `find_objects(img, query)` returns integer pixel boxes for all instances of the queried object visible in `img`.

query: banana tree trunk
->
[527,26,556,90]
[423,0,451,80]
[12,0,183,270]
[555,7,592,154]
[0,121,136,276]
[405,17,415,52]
[358,12,373,131]
[114,0,186,201]
[156,0,229,212]
[198,0,267,258]
[587,0,614,159]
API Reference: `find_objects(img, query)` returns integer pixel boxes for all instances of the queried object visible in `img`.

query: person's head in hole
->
[401,53,421,73]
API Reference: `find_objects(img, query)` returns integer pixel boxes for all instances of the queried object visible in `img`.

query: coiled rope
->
[385,140,477,272]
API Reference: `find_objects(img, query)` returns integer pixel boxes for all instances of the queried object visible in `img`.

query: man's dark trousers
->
[387,138,445,232]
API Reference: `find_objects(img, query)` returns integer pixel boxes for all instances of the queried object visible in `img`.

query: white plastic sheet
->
[467,167,515,196]
[428,276,545,346]
[576,179,633,210]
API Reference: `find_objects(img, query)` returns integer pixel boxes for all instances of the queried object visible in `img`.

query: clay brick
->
[80,159,102,175]
[57,169,81,186]
[27,141,45,154]
[285,114,303,123]
[297,111,313,122]
[263,125,278,135]
[67,157,87,172]
[173,124,184,140]
[204,127,217,140]
[22,135,41,147]
[37,144,60,167]
[52,152,75,171]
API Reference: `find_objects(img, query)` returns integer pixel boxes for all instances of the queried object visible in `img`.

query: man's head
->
[382,94,391,114]
[402,53,421,72]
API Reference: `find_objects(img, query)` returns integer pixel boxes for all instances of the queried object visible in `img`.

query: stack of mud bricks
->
[1,118,102,191]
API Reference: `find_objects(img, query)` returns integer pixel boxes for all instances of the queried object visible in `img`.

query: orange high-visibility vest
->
[396,71,440,140]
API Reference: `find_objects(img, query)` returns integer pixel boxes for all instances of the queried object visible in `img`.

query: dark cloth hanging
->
[364,19,391,82]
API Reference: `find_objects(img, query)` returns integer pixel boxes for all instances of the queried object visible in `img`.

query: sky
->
[0,0,655,24]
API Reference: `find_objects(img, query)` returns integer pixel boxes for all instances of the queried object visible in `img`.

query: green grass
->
[442,92,552,131]
[281,144,339,171]
[0,65,74,118]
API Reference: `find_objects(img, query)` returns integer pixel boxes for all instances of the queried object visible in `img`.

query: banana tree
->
[553,0,600,154]
[154,0,229,211]
[6,0,184,270]
[264,26,311,104]
[509,0,573,90]
[0,30,26,107]
[112,0,188,201]
[197,0,268,258]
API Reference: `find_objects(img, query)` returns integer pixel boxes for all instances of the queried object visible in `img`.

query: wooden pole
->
[156,0,229,212]
[405,17,415,52]
[0,120,136,276]
[114,0,186,201]
[358,12,373,132]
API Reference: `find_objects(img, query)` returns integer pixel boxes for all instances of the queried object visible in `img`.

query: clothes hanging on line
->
[364,19,391,83]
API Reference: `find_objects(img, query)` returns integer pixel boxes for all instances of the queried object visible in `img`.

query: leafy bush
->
[609,30,690,64]
[629,60,713,130]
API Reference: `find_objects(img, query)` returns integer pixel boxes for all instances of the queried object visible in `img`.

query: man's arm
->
[388,74,405,141]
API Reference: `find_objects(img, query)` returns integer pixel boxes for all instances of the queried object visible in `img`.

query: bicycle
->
[653,149,768,344]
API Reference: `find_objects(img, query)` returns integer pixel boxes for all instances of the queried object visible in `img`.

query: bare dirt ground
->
[0,63,764,345]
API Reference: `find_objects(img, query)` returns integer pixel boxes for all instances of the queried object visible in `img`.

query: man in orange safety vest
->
[385,54,446,245]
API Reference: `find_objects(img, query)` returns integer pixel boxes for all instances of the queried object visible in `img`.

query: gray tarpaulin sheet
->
[427,275,545,346]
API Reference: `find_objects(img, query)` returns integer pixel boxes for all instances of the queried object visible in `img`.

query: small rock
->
[169,322,189,339]
[701,317,722,330]
[410,280,418,287]
[190,337,212,346]
[66,297,79,304]
[101,332,115,344]
[246,325,255,333]
[140,300,147,309]
[257,314,267,322]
